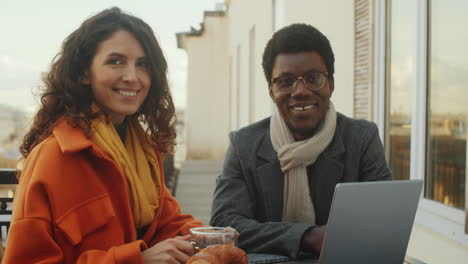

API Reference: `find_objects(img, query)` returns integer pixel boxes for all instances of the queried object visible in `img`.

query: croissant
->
[186,244,248,264]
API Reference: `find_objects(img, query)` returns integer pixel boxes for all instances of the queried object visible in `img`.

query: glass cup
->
[190,226,238,252]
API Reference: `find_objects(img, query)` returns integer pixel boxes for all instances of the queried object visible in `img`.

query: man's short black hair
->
[262,23,335,87]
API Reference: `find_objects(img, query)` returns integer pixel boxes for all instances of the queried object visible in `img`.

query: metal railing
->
[0,168,17,245]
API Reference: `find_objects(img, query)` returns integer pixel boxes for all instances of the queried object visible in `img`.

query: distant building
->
[177,10,230,160]
[0,106,16,145]
[174,108,187,167]
[178,0,468,262]
[0,104,29,168]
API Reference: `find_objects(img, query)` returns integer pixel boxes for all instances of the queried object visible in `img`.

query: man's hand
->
[142,235,194,264]
[301,225,327,253]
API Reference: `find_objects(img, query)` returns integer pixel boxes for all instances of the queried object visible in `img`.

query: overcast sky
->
[0,0,221,113]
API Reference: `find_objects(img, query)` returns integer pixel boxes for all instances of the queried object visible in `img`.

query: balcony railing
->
[0,168,17,247]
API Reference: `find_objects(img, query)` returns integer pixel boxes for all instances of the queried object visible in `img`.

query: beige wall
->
[226,0,274,129]
[180,15,230,160]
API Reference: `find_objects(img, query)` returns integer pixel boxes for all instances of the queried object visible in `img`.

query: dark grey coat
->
[210,113,392,258]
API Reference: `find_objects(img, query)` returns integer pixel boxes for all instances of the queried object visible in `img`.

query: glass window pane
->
[386,0,417,180]
[426,0,467,209]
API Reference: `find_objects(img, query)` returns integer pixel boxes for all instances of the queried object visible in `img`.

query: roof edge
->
[176,10,226,49]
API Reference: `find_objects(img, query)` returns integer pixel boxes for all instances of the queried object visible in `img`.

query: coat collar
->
[53,119,94,154]
[257,128,277,162]
[321,126,345,159]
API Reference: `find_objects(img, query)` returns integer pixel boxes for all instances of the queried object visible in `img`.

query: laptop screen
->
[319,180,423,264]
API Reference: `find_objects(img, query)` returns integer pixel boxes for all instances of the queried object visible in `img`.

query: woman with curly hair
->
[3,7,203,264]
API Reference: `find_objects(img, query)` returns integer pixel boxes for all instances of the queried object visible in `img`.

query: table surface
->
[247,253,316,264]
[278,259,315,264]
[277,256,425,264]
[247,254,425,264]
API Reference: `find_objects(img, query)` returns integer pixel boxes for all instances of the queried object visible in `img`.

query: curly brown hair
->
[20,7,176,158]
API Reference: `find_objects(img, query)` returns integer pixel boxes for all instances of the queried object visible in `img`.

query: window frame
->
[375,0,468,244]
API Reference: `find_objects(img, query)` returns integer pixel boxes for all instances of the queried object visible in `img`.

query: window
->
[386,0,467,210]
[249,26,256,123]
[385,0,417,180]
[236,45,241,129]
[425,0,467,209]
[384,0,468,238]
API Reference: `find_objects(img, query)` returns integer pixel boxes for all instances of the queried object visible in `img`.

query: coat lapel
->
[255,129,284,221]
[313,131,345,224]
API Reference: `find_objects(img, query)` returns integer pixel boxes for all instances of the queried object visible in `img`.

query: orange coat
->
[3,119,203,263]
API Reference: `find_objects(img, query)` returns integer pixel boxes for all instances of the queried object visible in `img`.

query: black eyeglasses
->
[271,71,328,93]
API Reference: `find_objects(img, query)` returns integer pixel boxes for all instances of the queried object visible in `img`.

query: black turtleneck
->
[114,119,127,142]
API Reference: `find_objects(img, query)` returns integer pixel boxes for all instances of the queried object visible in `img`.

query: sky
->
[0,0,222,113]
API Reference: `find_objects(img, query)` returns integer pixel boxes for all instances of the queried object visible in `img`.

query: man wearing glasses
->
[210,24,391,259]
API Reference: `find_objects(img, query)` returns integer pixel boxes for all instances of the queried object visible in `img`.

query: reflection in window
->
[426,0,467,209]
[386,0,417,180]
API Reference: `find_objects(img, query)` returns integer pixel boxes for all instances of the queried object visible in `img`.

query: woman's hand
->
[142,235,194,264]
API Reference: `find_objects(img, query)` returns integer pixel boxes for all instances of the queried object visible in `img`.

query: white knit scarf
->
[270,102,337,224]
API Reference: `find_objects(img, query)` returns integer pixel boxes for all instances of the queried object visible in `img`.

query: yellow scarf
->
[91,115,161,228]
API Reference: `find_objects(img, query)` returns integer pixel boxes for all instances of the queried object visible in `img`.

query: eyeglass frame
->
[270,71,329,93]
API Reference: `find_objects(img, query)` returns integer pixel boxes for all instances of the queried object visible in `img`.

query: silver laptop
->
[314,180,423,264]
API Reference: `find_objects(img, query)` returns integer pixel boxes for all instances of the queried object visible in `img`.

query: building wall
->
[226,0,274,129]
[181,14,230,159]
[279,0,355,117]
[354,0,374,120]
